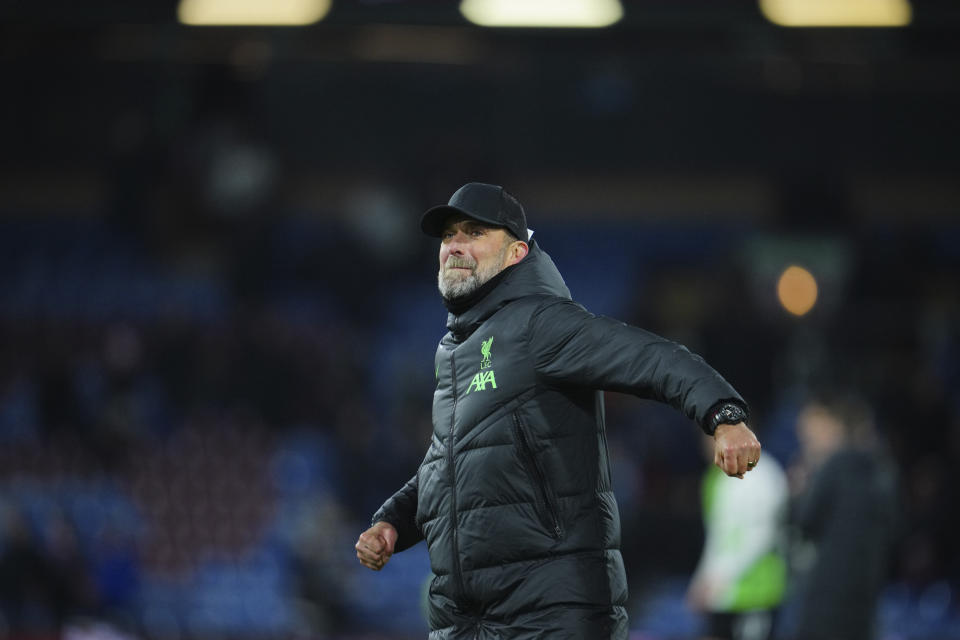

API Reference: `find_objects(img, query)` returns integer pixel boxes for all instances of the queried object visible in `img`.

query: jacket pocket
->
[511,413,564,539]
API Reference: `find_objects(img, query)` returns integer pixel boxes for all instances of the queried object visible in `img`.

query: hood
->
[446,238,571,340]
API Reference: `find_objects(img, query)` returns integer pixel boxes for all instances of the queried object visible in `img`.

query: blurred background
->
[0,1,958,639]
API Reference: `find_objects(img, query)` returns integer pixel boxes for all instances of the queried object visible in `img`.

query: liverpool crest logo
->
[480,336,494,369]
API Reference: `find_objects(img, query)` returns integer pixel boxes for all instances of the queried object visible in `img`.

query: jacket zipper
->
[512,413,563,539]
[448,352,467,601]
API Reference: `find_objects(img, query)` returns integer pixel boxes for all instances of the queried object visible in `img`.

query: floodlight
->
[460,0,624,28]
[178,0,331,26]
[760,0,911,27]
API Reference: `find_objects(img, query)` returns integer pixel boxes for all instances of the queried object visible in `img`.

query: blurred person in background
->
[44,510,98,627]
[355,183,762,639]
[88,525,140,630]
[288,491,353,635]
[789,393,900,640]
[0,504,61,638]
[687,436,788,640]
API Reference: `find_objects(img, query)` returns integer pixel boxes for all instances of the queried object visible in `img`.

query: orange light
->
[777,265,818,316]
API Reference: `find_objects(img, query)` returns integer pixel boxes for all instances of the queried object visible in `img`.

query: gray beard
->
[437,248,507,300]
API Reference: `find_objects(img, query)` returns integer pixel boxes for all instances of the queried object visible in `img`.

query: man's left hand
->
[713,422,761,479]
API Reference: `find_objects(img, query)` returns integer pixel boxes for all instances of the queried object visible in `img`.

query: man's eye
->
[471,229,485,237]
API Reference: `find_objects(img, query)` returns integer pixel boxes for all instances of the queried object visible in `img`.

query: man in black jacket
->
[791,395,899,640]
[355,183,762,639]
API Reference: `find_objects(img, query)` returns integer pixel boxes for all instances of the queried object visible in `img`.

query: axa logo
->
[466,370,497,395]
[466,336,497,395]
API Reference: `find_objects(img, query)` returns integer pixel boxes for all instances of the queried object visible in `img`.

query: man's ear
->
[506,241,529,266]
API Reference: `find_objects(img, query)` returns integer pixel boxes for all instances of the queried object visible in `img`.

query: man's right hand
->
[355,521,398,571]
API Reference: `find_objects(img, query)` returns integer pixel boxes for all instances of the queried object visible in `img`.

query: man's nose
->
[446,233,468,253]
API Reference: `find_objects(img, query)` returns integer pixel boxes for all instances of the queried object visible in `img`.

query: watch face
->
[719,406,744,423]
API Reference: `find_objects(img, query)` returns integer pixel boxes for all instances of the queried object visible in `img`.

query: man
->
[687,436,788,640]
[355,183,762,639]
[790,394,899,640]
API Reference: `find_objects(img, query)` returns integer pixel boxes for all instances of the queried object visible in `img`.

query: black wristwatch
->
[707,402,748,435]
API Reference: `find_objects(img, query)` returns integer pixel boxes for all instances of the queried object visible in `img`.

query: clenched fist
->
[355,521,398,571]
[714,422,762,479]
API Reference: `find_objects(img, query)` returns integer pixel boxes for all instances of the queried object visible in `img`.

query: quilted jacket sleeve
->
[527,298,746,434]
[371,473,423,553]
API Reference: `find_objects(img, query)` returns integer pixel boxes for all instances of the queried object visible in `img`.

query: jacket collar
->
[445,239,571,342]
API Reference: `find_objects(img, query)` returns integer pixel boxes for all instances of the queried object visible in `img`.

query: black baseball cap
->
[421,182,529,242]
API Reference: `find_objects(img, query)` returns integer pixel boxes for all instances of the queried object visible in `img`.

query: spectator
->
[789,394,900,640]
[0,504,60,637]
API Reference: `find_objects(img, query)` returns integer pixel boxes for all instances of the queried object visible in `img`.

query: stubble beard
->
[438,245,508,301]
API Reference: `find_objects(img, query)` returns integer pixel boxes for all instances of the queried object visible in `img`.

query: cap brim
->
[420,205,505,238]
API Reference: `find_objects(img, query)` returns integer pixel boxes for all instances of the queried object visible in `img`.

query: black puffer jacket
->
[373,239,745,639]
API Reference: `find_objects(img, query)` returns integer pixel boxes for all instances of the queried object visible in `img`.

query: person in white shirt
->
[687,435,789,640]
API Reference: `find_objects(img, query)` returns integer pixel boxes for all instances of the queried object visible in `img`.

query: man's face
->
[797,404,844,461]
[437,217,515,300]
